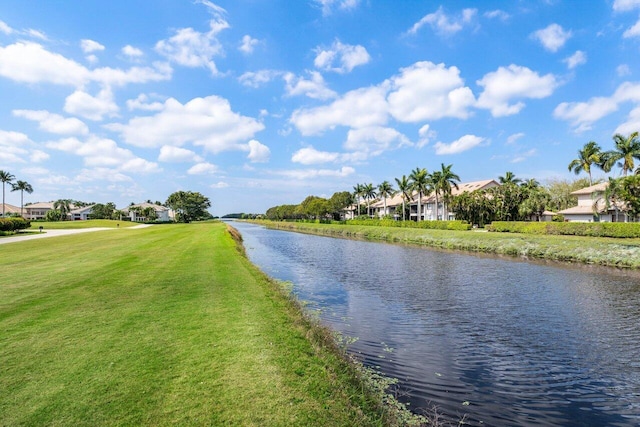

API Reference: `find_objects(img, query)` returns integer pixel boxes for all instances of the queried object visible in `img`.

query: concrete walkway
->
[0,224,152,245]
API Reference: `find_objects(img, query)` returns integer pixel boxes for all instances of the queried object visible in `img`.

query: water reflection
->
[233,222,640,426]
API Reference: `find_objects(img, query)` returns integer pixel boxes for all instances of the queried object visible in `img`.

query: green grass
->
[28,219,139,229]
[261,221,640,268]
[0,223,396,426]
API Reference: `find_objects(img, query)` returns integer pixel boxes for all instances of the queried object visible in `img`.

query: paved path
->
[0,224,152,245]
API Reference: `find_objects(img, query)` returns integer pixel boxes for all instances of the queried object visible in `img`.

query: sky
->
[3,0,640,216]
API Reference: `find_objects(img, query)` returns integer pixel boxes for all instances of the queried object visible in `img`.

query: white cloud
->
[484,10,509,20]
[434,134,485,155]
[564,50,587,69]
[277,166,355,180]
[314,40,371,73]
[531,24,572,52]
[0,130,32,164]
[506,132,525,144]
[30,150,50,163]
[158,145,203,162]
[126,93,165,111]
[239,35,260,54]
[315,0,360,16]
[122,45,144,58]
[292,146,340,165]
[211,181,229,188]
[554,97,619,132]
[476,64,558,117]
[64,88,119,121]
[290,85,389,135]
[155,5,229,75]
[618,64,632,76]
[246,139,271,163]
[344,126,411,158]
[623,18,640,38]
[238,70,282,88]
[81,39,105,53]
[284,71,337,100]
[27,29,47,40]
[613,0,640,11]
[0,20,13,35]
[13,109,89,135]
[408,6,477,36]
[417,124,436,148]
[510,149,537,164]
[75,168,133,183]
[188,162,218,175]
[110,95,265,153]
[388,61,476,122]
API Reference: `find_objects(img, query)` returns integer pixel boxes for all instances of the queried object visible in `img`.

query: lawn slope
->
[0,223,390,426]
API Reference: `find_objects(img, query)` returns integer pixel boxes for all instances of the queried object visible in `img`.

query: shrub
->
[486,221,640,238]
[347,218,471,231]
[0,217,31,232]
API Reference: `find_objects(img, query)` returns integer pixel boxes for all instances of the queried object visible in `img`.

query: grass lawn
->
[262,221,640,268]
[0,223,391,426]
[28,219,139,229]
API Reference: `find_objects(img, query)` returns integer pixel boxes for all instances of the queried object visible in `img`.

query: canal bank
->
[256,221,640,269]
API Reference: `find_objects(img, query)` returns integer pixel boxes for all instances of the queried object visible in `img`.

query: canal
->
[233,221,640,426]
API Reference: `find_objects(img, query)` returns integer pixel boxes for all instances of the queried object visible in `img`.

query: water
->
[232,221,640,426]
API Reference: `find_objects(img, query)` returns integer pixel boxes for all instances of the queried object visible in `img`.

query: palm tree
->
[352,184,364,216]
[53,199,72,221]
[394,175,412,221]
[362,183,376,217]
[11,180,33,217]
[432,163,460,220]
[0,170,15,217]
[603,132,640,176]
[568,141,603,185]
[377,180,395,217]
[498,171,522,185]
[409,167,430,221]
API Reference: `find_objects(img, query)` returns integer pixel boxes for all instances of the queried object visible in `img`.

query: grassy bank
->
[260,221,640,268]
[28,219,139,229]
[0,223,409,426]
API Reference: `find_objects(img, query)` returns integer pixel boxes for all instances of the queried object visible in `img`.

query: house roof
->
[70,204,95,214]
[558,199,625,215]
[122,202,170,213]
[24,202,55,209]
[571,182,608,196]
[0,203,21,214]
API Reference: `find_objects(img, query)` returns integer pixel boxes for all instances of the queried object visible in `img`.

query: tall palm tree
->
[11,180,33,218]
[603,132,640,176]
[362,183,376,217]
[568,141,603,185]
[432,163,460,220]
[377,180,395,217]
[352,184,364,216]
[394,175,412,221]
[0,170,15,217]
[53,199,72,221]
[498,171,522,185]
[409,167,430,221]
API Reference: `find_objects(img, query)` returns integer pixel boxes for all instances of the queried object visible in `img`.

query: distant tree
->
[545,177,592,212]
[352,184,364,216]
[498,171,522,185]
[53,199,72,221]
[45,209,62,222]
[362,183,376,217]
[409,167,430,221]
[618,175,640,218]
[0,170,15,217]
[328,191,353,220]
[141,206,158,221]
[296,196,330,219]
[568,141,603,185]
[603,132,640,176]
[431,163,460,220]
[10,180,33,217]
[377,180,395,217]
[166,191,211,223]
[89,202,116,219]
[394,175,412,221]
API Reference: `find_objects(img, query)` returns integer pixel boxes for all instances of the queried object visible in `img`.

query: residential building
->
[24,202,56,220]
[70,205,95,221]
[557,182,633,222]
[122,202,175,222]
[0,203,21,217]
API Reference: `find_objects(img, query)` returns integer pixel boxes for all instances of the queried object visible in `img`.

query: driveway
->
[0,224,152,245]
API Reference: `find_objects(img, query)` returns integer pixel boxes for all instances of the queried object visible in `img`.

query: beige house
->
[24,202,57,220]
[0,203,21,217]
[557,182,633,222]
[122,202,175,222]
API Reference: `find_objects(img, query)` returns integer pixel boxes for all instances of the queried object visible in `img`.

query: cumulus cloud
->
[554,97,619,132]
[408,6,477,36]
[277,166,355,180]
[81,39,105,53]
[13,110,89,135]
[0,20,13,35]
[418,124,436,148]
[476,64,558,117]
[155,4,228,75]
[122,45,144,58]
[314,40,371,73]
[484,10,509,20]
[564,50,587,69]
[238,70,282,88]
[292,146,340,165]
[344,126,411,158]
[158,145,203,162]
[187,162,218,175]
[388,61,475,122]
[613,0,640,11]
[110,95,265,154]
[290,85,389,135]
[623,19,640,38]
[64,88,119,121]
[0,130,33,164]
[239,35,260,54]
[506,132,525,145]
[284,71,337,100]
[126,93,165,111]
[531,24,572,52]
[315,0,360,16]
[434,134,485,155]
[246,139,270,163]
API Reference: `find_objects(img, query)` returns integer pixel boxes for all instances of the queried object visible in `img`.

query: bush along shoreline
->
[256,220,640,269]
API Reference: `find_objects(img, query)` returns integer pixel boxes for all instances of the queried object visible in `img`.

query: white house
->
[122,202,175,222]
[557,182,633,222]
[70,205,95,221]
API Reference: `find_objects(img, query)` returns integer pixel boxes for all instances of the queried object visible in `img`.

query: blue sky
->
[2,0,640,215]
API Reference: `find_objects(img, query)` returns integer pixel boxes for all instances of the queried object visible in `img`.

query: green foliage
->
[88,202,116,220]
[487,221,640,238]
[618,175,640,218]
[45,209,62,222]
[0,217,30,232]
[166,190,211,223]
[348,218,471,231]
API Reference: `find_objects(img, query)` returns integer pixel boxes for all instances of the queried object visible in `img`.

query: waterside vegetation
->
[0,222,426,426]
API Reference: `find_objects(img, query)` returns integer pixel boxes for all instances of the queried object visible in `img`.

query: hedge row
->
[347,218,472,231]
[487,221,640,238]
[0,217,31,232]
